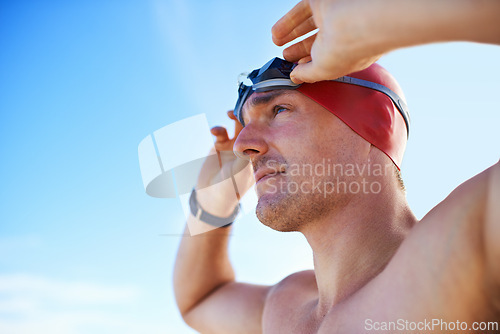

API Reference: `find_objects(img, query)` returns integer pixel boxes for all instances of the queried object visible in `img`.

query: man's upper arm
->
[182,282,271,334]
[453,160,500,302]
[485,161,500,295]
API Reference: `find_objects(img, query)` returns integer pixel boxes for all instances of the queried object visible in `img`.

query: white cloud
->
[0,274,140,305]
[0,274,168,334]
[0,297,38,313]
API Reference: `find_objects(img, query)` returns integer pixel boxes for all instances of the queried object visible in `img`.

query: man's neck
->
[301,186,417,316]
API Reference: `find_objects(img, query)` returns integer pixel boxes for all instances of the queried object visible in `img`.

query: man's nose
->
[233,123,269,160]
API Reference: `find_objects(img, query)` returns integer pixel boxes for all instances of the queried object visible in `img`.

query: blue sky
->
[1,1,499,333]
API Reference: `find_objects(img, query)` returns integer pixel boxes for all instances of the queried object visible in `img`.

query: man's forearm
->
[375,0,500,52]
[173,215,235,317]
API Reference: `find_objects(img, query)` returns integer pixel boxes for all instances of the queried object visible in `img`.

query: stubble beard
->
[255,174,340,232]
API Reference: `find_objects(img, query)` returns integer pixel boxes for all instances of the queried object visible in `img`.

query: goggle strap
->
[235,75,410,137]
[333,76,410,137]
[252,78,300,91]
[234,84,253,126]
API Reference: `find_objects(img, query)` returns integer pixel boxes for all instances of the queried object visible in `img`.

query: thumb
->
[290,61,327,84]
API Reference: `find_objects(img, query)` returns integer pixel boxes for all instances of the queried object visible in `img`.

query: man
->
[174,1,500,332]
[173,58,499,333]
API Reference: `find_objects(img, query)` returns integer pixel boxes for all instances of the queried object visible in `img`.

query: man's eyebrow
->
[242,90,289,122]
[247,90,286,109]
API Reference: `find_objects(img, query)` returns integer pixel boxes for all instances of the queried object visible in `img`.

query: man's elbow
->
[180,307,197,329]
[174,281,234,330]
[175,296,204,330]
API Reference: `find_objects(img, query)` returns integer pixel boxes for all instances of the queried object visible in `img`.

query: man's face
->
[234,89,372,232]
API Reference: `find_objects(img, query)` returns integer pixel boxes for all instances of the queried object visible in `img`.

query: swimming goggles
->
[233,58,410,137]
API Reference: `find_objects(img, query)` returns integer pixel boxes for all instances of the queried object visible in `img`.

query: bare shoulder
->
[274,270,316,287]
[369,161,500,320]
[267,270,317,300]
[483,161,500,298]
[262,270,318,332]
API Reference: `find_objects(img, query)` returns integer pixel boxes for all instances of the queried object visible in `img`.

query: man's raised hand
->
[195,111,253,218]
[272,0,384,84]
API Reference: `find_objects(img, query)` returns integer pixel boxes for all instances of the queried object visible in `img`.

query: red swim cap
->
[297,63,408,169]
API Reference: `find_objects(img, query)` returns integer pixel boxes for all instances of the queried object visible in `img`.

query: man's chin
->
[255,195,299,233]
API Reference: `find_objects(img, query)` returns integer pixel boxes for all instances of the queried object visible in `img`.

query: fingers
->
[298,56,312,64]
[227,110,243,139]
[211,111,244,152]
[211,126,229,144]
[290,56,380,84]
[290,61,326,84]
[227,110,237,121]
[272,1,313,46]
[273,16,317,47]
[282,33,317,62]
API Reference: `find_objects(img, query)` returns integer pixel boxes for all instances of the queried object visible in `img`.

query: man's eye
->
[274,106,288,116]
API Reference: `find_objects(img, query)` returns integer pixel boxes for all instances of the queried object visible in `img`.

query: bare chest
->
[261,222,494,334]
[262,282,493,334]
[262,172,500,333]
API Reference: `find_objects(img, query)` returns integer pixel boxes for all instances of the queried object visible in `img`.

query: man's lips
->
[254,168,285,184]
